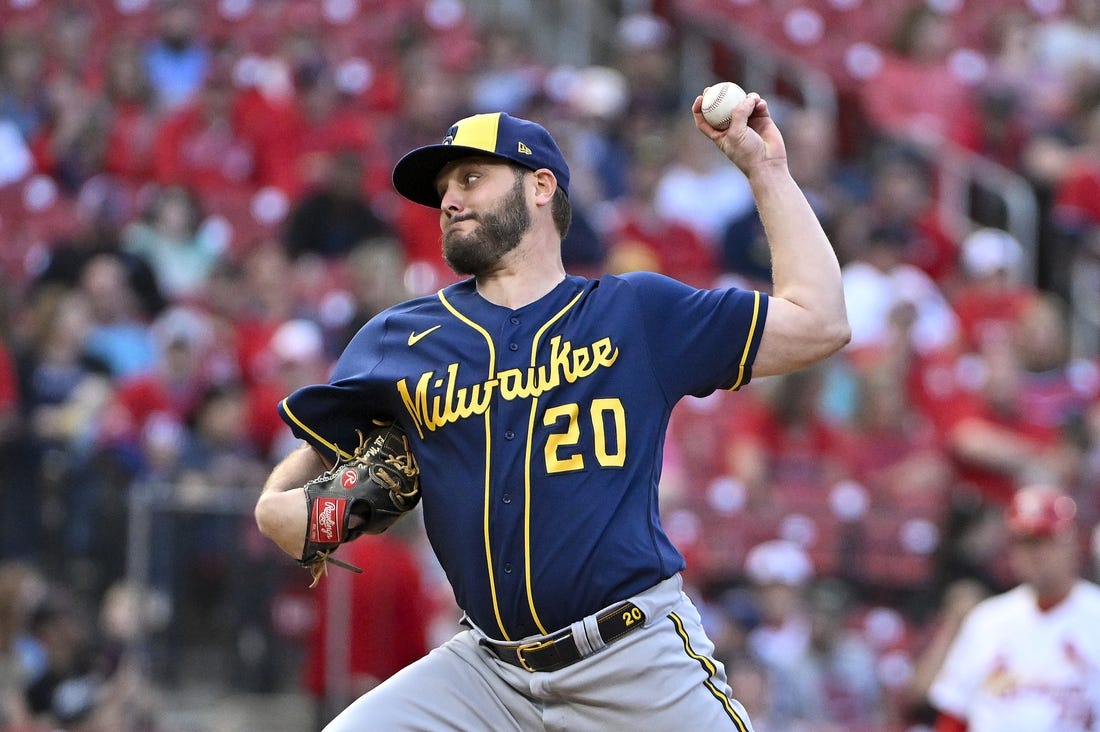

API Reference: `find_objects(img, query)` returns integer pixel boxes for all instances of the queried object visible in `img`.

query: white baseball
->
[701,82,747,131]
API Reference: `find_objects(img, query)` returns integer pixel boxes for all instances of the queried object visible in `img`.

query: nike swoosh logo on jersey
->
[407,325,442,346]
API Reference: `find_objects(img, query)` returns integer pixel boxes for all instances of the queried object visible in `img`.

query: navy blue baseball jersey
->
[279,271,767,641]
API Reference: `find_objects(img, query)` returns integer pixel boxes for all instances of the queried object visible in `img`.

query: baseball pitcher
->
[255,90,850,730]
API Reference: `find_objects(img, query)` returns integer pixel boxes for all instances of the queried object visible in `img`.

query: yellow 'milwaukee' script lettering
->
[397,336,619,437]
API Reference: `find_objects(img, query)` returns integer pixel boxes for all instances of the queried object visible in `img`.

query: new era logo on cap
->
[392,112,570,208]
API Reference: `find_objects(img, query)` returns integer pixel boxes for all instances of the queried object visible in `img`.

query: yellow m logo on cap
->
[517,142,532,155]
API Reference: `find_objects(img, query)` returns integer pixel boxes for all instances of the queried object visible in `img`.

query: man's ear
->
[532,168,557,205]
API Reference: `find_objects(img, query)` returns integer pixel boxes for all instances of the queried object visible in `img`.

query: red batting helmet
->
[1006,484,1078,538]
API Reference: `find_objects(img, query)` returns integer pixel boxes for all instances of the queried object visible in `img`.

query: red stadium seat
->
[857,513,936,588]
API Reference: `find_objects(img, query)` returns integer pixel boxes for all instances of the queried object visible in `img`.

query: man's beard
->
[442,174,531,276]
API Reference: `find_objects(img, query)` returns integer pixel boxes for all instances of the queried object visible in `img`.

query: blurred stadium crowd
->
[0,0,1099,730]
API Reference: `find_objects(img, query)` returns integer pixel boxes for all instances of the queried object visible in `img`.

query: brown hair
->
[551,187,572,239]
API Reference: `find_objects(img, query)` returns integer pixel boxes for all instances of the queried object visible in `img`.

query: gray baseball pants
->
[322,573,755,731]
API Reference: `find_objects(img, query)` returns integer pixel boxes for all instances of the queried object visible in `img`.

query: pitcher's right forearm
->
[255,443,326,558]
[261,442,328,495]
[255,489,309,558]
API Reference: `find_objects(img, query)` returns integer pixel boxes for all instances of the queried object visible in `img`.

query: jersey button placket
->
[494,312,530,631]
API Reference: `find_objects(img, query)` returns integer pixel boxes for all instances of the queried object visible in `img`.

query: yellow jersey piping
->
[280,399,356,462]
[438,290,509,640]
[727,290,761,391]
[523,287,586,635]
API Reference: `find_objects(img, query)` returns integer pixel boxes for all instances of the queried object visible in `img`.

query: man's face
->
[437,160,532,276]
[1009,531,1078,599]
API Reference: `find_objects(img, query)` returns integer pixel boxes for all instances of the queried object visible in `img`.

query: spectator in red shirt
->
[1053,152,1100,235]
[927,294,1090,504]
[99,305,216,471]
[263,62,387,200]
[863,145,960,283]
[859,5,978,145]
[948,85,1032,172]
[30,5,111,185]
[102,39,160,187]
[151,63,262,196]
[949,227,1038,354]
[42,5,104,93]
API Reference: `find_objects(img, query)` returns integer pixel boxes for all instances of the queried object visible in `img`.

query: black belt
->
[480,601,647,673]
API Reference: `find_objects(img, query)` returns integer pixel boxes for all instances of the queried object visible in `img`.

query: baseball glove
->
[299,421,421,587]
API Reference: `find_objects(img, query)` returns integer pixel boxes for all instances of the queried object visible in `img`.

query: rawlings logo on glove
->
[299,421,421,587]
[310,497,346,544]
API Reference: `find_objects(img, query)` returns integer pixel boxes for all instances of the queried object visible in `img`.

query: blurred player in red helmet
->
[928,484,1100,731]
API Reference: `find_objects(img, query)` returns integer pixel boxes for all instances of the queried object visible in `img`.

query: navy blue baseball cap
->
[392,112,570,208]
